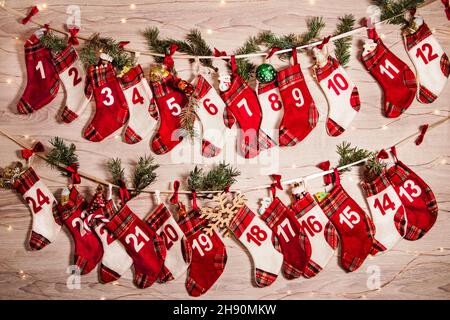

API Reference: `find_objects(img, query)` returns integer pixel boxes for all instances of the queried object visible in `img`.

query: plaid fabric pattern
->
[150,74,175,99]
[303,259,323,278]
[314,56,339,81]
[341,252,364,272]
[361,171,390,197]
[326,118,345,137]
[278,64,304,91]
[85,63,117,98]
[83,124,104,142]
[403,68,417,89]
[282,260,302,279]
[221,75,248,107]
[370,239,387,255]
[309,102,319,128]
[17,99,34,114]
[124,126,142,144]
[361,39,387,71]
[74,254,88,273]
[441,53,450,77]
[13,167,39,195]
[120,65,145,90]
[255,269,278,287]
[185,277,206,296]
[418,84,437,104]
[223,107,236,129]
[29,231,51,250]
[148,99,159,120]
[60,106,79,123]
[106,205,136,240]
[213,252,228,270]
[257,80,278,94]
[153,232,167,260]
[53,45,77,74]
[291,193,317,219]
[135,272,155,289]
[178,210,208,238]
[157,265,175,283]
[350,87,361,111]
[258,129,277,150]
[324,221,339,250]
[56,187,87,222]
[405,23,432,51]
[99,264,121,283]
[192,75,211,100]
[88,200,116,229]
[260,198,286,229]
[151,133,169,155]
[201,139,221,158]
[279,126,299,146]
[229,206,255,238]
[145,203,171,230]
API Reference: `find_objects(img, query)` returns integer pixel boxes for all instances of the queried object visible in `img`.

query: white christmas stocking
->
[256,80,284,144]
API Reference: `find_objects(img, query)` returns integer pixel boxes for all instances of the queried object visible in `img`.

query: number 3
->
[101,87,115,106]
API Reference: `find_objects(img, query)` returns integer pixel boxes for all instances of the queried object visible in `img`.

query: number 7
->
[237,98,253,117]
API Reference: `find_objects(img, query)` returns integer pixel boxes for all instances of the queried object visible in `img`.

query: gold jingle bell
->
[150,64,170,82]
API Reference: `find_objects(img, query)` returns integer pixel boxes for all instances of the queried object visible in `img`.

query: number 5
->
[166,97,181,116]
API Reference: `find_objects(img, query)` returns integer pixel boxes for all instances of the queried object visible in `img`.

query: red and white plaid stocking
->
[86,200,133,283]
[13,167,61,250]
[120,64,157,144]
[150,75,187,154]
[260,197,311,279]
[404,19,449,103]
[221,56,276,158]
[145,203,189,283]
[106,205,166,289]
[192,75,230,158]
[17,30,60,114]
[229,205,283,287]
[361,29,417,118]
[56,187,103,275]
[178,210,227,297]
[291,192,338,278]
[256,80,283,145]
[277,51,318,146]
[53,45,91,123]
[361,168,406,252]
[318,169,376,272]
[314,54,361,137]
[83,62,129,142]
[386,146,438,240]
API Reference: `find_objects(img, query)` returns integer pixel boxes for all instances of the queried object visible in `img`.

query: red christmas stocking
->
[53,45,91,123]
[150,74,187,154]
[83,62,129,142]
[145,203,189,283]
[318,169,376,272]
[192,75,230,158]
[121,64,157,144]
[229,205,283,287]
[361,168,406,251]
[56,187,103,275]
[277,51,318,146]
[86,200,133,283]
[221,56,276,158]
[13,167,61,250]
[404,19,449,103]
[291,192,338,278]
[178,210,227,297]
[314,54,361,136]
[17,30,60,114]
[260,197,311,279]
[386,146,438,240]
[106,205,166,288]
[256,80,284,145]
[361,29,417,118]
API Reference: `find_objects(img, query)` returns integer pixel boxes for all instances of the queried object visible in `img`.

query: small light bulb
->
[112,281,119,286]
[439,247,444,252]
[6,79,12,84]
[130,4,136,9]
[99,49,103,53]
[441,158,447,165]
[24,135,29,139]
[291,164,297,169]
[42,3,47,9]
[15,36,19,40]
[351,126,356,131]
[431,28,436,33]
[100,296,106,300]
[120,18,127,24]
[114,135,120,139]
[207,29,213,34]
[361,294,367,299]
[220,0,226,5]
[19,270,24,274]
[380,34,386,39]
[382,125,388,130]
[287,290,292,294]
[309,0,316,4]
[434,109,440,115]
[7,225,12,231]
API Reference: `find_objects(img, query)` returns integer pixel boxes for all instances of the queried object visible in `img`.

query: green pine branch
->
[188,163,240,192]
[333,14,355,67]
[373,0,425,26]
[107,158,125,186]
[40,32,67,55]
[336,142,374,172]
[46,137,79,177]
[363,153,387,182]
[132,155,159,197]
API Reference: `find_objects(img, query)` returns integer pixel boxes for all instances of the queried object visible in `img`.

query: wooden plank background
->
[0,0,449,300]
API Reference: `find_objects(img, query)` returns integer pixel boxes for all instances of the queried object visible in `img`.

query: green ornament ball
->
[256,63,277,83]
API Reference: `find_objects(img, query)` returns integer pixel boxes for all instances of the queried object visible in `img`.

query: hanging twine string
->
[0,0,439,61]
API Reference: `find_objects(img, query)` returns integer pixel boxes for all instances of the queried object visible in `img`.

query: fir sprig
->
[333,14,355,67]
[188,163,240,192]
[40,32,67,55]
[373,0,425,26]
[132,155,159,197]
[46,137,79,177]
[107,158,125,186]
[80,33,135,70]
[336,142,374,172]
[233,36,259,81]
[363,153,387,182]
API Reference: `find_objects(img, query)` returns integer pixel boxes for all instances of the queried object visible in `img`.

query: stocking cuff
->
[318,185,348,218]
[24,33,43,54]
[145,203,171,231]
[120,65,145,90]
[106,205,136,240]
[277,64,305,91]
[150,74,175,98]
[220,74,249,106]
[361,38,388,71]
[56,187,87,221]
[87,200,116,228]
[360,171,391,197]
[229,205,255,238]
[314,56,339,81]
[405,23,431,51]
[13,167,39,195]
[257,80,278,95]
[193,75,212,100]
[291,192,317,219]
[260,197,287,229]
[178,210,207,237]
[87,63,117,88]
[386,161,411,186]
[53,45,78,74]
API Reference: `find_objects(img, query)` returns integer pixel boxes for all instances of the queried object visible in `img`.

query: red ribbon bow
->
[68,27,80,46]
[118,179,130,205]
[170,180,180,204]
[119,41,130,49]
[224,185,230,193]
[214,48,227,57]
[163,44,178,70]
[442,0,450,20]
[376,149,389,160]
[21,141,44,160]
[317,35,331,49]
[415,124,429,146]
[317,160,332,186]
[66,163,81,184]
[270,174,283,198]
[267,47,281,59]
[192,191,199,211]
[367,28,379,41]
[22,6,39,25]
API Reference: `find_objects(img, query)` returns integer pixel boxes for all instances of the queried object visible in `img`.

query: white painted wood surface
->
[0,0,449,300]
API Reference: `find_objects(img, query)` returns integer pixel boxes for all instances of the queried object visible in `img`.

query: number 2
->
[327,73,348,95]
[72,218,87,237]
[125,226,150,253]
[237,98,253,117]
[416,43,438,65]
[25,188,50,214]
[160,224,179,250]
[35,60,46,79]
[68,67,82,86]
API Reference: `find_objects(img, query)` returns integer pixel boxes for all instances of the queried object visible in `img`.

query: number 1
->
[35,61,46,79]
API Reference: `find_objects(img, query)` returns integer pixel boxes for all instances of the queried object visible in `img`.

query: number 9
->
[291,88,304,107]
